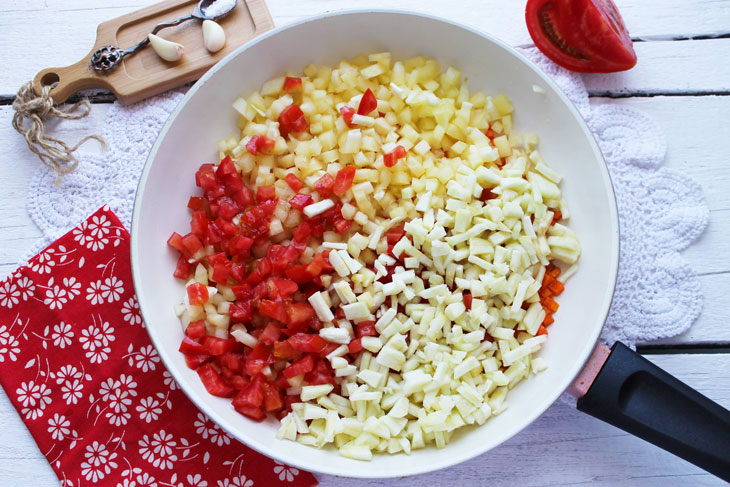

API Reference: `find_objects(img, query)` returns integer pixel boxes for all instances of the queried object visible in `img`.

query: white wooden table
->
[1,1,729,485]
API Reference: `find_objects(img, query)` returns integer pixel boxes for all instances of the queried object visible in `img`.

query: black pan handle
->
[576,342,730,481]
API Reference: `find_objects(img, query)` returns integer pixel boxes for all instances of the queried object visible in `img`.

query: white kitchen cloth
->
[26,49,708,348]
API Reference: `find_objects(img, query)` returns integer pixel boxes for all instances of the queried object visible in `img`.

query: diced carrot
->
[541,272,555,287]
[551,210,562,225]
[543,313,555,326]
[537,325,548,336]
[542,296,559,314]
[548,279,564,296]
[539,287,553,299]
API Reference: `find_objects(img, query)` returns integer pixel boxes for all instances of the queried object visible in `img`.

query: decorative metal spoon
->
[90,0,237,73]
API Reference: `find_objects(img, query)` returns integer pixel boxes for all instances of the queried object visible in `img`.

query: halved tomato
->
[525,0,637,73]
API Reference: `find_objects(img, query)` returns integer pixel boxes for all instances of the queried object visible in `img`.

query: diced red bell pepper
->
[187,282,209,306]
[357,88,378,115]
[283,76,302,93]
[184,352,212,369]
[245,343,272,377]
[179,336,206,354]
[285,173,303,191]
[339,105,356,127]
[288,333,328,354]
[201,336,238,356]
[289,193,314,210]
[173,255,192,279]
[197,363,236,398]
[333,166,356,195]
[186,320,207,339]
[314,173,335,197]
[278,105,308,138]
[283,353,315,378]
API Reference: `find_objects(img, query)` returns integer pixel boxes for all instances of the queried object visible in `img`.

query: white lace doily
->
[26,52,708,347]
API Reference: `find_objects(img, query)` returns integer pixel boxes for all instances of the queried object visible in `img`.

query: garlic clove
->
[202,19,226,53]
[148,33,184,62]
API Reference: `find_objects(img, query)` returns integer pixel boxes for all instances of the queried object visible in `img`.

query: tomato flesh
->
[339,105,356,127]
[283,76,302,93]
[314,173,335,197]
[333,166,356,195]
[278,105,308,137]
[357,88,378,115]
[526,0,637,73]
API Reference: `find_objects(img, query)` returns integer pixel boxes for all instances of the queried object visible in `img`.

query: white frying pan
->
[131,9,730,480]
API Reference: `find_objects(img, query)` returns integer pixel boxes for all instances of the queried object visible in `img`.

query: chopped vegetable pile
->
[168,53,581,460]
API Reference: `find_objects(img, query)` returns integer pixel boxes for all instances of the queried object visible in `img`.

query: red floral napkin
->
[0,205,317,487]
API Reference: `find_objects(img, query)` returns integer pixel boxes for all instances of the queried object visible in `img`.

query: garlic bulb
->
[148,33,184,62]
[202,19,226,53]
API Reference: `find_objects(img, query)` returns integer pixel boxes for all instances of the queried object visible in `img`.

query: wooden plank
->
[584,39,730,96]
[3,0,730,96]
[0,352,726,486]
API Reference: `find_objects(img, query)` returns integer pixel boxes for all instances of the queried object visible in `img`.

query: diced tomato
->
[304,357,335,386]
[386,224,406,245]
[259,299,288,323]
[173,255,192,279]
[245,343,272,377]
[197,363,236,398]
[216,155,237,180]
[283,76,302,93]
[186,320,207,339]
[201,336,238,356]
[485,127,495,139]
[285,264,309,283]
[212,262,231,284]
[227,375,250,390]
[285,173,303,191]
[348,338,363,355]
[274,340,301,360]
[278,105,308,137]
[283,353,314,378]
[232,186,255,208]
[333,166,356,195]
[333,218,351,234]
[355,321,377,338]
[314,173,335,197]
[463,292,473,311]
[339,105,356,127]
[188,196,204,210]
[306,254,327,278]
[233,374,266,418]
[216,352,244,374]
[319,342,340,358]
[289,193,314,210]
[228,235,254,258]
[288,333,327,354]
[263,382,284,412]
[245,135,275,155]
[179,336,206,354]
[257,186,276,202]
[217,199,238,220]
[184,352,212,369]
[259,322,282,345]
[229,300,253,322]
[286,302,316,328]
[271,278,298,297]
[167,232,185,253]
[181,233,203,257]
[196,169,217,191]
[525,0,637,73]
[187,282,209,306]
[384,145,406,167]
[357,88,377,115]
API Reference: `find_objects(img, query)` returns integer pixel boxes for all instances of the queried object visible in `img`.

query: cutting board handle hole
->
[40,72,60,90]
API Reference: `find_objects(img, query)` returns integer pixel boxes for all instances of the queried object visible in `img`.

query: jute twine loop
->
[12,81,106,184]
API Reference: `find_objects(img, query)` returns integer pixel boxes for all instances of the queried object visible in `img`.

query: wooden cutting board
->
[32,0,273,105]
